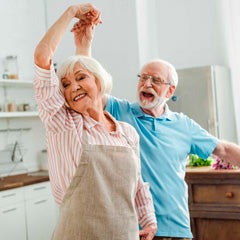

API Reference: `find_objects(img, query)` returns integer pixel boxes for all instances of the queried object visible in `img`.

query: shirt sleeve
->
[187,117,219,159]
[33,62,73,133]
[132,128,157,228]
[135,176,157,228]
[105,95,131,120]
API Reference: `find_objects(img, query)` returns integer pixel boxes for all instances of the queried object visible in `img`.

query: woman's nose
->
[72,82,81,92]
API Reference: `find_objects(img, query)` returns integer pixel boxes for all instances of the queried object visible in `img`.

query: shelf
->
[0,79,33,87]
[0,111,39,118]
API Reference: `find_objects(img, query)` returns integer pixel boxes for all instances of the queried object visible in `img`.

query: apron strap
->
[120,127,138,153]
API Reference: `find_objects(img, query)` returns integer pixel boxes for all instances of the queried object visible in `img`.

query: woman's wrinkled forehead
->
[63,62,89,79]
[141,61,170,82]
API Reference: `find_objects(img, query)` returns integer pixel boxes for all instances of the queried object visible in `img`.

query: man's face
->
[137,61,171,109]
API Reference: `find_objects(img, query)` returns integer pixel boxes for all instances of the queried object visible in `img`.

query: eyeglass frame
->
[137,73,172,86]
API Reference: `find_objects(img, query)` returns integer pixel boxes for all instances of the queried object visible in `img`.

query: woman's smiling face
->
[61,63,101,114]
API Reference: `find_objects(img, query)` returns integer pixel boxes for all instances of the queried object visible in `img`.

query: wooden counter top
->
[186,166,240,179]
[0,171,49,191]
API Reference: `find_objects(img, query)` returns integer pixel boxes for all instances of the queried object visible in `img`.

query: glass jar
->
[7,100,17,112]
[5,55,19,79]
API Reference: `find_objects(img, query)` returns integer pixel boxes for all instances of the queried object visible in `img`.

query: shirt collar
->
[82,111,125,136]
[131,102,175,121]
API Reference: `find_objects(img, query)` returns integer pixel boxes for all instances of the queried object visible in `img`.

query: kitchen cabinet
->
[25,187,58,240]
[0,188,27,240]
[185,167,240,240]
[24,182,58,240]
[0,181,58,240]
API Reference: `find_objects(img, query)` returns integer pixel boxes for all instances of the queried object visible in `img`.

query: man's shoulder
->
[107,95,131,108]
[167,107,189,122]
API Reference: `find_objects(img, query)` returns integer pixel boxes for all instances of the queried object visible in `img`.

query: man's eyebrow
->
[142,72,160,78]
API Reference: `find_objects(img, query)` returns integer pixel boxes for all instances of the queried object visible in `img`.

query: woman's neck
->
[85,101,116,132]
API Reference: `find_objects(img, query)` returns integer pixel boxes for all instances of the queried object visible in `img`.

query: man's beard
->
[137,86,169,110]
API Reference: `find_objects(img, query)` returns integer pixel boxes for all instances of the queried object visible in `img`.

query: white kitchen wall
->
[153,0,228,68]
[220,0,240,144]
[0,0,46,79]
[0,0,47,176]
[46,0,140,102]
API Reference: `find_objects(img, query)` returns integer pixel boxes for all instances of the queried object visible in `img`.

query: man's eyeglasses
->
[137,74,171,86]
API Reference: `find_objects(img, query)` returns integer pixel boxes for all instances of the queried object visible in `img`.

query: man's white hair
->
[142,59,178,87]
[57,55,112,96]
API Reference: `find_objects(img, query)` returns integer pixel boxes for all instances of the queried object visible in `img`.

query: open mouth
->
[73,93,87,102]
[141,91,155,102]
[142,92,154,98]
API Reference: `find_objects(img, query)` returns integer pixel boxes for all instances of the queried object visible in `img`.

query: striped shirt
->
[33,63,156,228]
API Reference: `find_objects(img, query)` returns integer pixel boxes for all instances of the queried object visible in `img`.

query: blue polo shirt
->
[105,95,219,238]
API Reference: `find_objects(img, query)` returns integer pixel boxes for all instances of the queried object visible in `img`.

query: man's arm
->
[71,20,96,57]
[71,11,101,57]
[212,141,240,167]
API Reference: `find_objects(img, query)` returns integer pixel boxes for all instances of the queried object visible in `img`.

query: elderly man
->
[104,59,240,240]
[72,16,240,240]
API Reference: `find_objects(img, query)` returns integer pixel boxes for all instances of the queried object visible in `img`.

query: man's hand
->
[213,141,240,167]
[139,223,157,240]
[71,20,95,53]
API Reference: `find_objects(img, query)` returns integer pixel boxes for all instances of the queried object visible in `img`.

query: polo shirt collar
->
[131,102,175,121]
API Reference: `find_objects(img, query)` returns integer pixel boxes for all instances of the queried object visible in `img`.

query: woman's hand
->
[139,223,157,240]
[71,4,102,25]
[34,4,101,68]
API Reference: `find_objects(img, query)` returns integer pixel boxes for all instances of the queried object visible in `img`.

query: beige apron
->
[52,129,140,240]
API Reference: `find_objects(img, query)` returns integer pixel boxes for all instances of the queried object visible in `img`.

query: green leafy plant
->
[188,154,213,167]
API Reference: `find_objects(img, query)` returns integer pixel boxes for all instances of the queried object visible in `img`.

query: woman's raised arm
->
[34,4,101,69]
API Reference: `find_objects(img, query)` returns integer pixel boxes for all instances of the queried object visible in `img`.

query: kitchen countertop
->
[186,166,240,179]
[0,170,49,191]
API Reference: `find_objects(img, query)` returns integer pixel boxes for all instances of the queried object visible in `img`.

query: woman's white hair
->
[57,55,112,95]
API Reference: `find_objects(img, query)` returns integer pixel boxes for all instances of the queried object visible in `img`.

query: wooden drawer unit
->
[185,167,240,240]
[193,184,240,205]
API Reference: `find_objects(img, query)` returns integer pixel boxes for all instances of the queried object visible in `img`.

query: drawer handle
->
[33,186,47,191]
[34,199,47,205]
[3,208,17,214]
[225,192,233,198]
[2,193,16,198]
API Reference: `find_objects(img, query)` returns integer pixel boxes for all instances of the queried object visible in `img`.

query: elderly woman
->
[34,4,157,240]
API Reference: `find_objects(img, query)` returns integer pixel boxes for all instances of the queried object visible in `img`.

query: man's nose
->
[143,77,152,87]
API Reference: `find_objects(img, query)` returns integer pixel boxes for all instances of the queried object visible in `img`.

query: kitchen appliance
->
[168,65,237,143]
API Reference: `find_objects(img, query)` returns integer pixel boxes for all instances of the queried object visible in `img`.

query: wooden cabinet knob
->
[225,192,233,198]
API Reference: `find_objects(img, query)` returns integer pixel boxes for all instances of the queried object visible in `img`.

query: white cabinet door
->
[25,195,57,240]
[0,202,27,240]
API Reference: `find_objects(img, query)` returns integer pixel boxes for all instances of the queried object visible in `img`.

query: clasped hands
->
[70,3,102,50]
